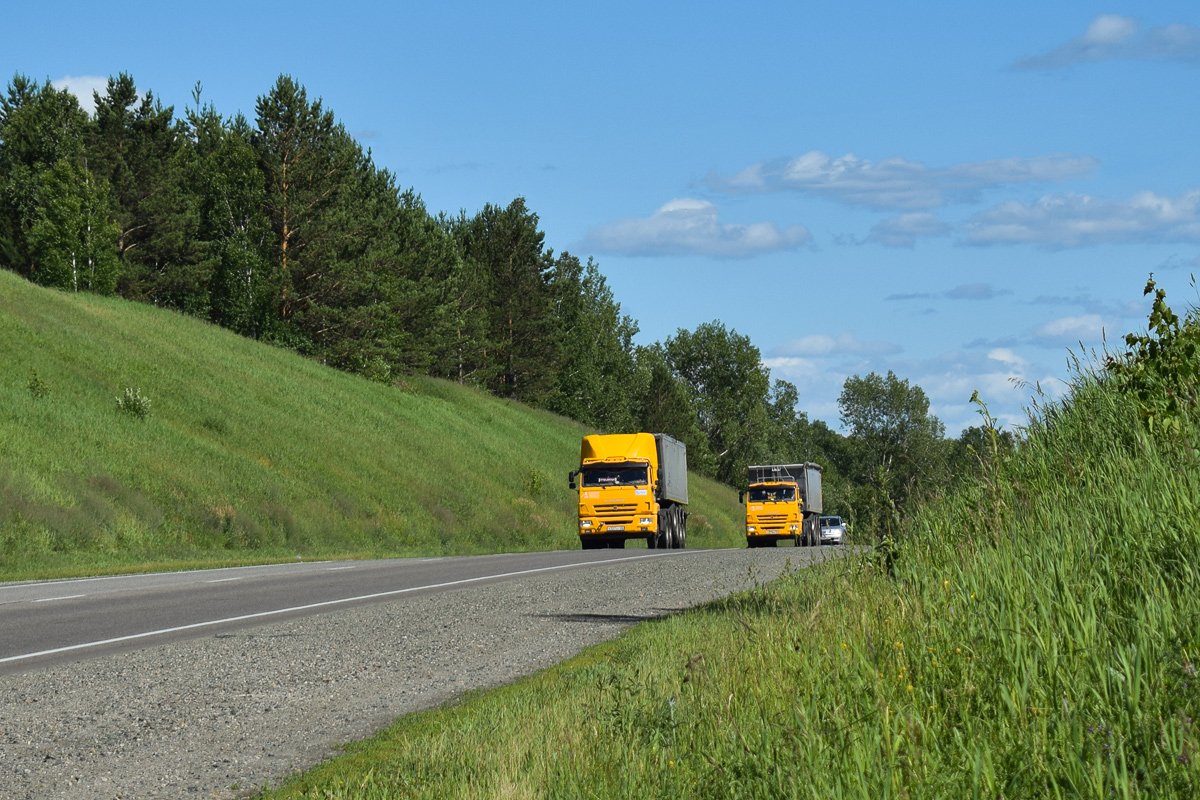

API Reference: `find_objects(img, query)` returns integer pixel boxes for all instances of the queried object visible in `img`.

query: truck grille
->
[595,504,638,515]
[757,514,788,523]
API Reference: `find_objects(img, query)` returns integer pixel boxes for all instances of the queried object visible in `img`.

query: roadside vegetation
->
[260,280,1200,798]
[0,270,744,580]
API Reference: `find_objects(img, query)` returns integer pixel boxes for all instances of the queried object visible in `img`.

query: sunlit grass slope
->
[0,270,744,580]
[262,370,1200,798]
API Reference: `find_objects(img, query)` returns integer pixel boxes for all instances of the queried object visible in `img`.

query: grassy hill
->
[0,270,745,580]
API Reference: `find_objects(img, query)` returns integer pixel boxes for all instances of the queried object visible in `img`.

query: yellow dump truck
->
[739,463,823,548]
[568,433,688,550]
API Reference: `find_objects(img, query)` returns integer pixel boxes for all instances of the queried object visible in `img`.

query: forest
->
[0,72,1004,534]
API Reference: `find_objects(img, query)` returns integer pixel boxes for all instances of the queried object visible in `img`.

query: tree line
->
[0,72,1006,536]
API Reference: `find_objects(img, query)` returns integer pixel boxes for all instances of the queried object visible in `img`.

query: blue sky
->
[7,1,1200,433]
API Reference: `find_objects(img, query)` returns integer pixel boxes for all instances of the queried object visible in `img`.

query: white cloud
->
[1014,15,1200,70]
[867,212,951,247]
[760,356,820,381]
[901,349,1066,433]
[51,74,109,115]
[708,151,1097,210]
[987,348,1029,368]
[579,198,810,258]
[774,333,903,358]
[966,190,1200,247]
[1033,314,1106,345]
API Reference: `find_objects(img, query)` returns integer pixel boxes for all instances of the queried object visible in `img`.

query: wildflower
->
[895,642,904,649]
[943,580,950,588]
[907,684,914,692]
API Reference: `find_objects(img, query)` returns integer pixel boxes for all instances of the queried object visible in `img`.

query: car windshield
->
[581,466,648,487]
[820,516,843,527]
[747,486,795,502]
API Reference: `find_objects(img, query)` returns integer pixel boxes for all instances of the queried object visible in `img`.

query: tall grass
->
[0,271,746,579]
[261,327,1199,798]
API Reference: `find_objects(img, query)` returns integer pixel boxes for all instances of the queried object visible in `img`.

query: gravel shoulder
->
[0,547,840,799]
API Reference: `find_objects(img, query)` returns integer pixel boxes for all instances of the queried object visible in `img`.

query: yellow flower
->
[895,641,904,649]
[943,579,950,588]
[907,684,914,692]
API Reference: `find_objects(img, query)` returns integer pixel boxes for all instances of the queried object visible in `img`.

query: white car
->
[819,515,847,545]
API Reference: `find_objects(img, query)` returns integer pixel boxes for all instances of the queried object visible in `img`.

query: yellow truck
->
[568,433,688,550]
[739,463,823,548]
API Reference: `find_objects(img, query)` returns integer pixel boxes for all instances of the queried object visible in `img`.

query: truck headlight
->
[746,526,755,532]
[790,524,799,531]
[580,520,592,528]
[640,517,652,525]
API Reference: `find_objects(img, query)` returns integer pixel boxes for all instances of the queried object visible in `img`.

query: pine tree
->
[253,75,357,333]
[450,198,557,403]
[547,252,639,431]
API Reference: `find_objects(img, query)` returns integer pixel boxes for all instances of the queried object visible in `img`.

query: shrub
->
[27,369,50,400]
[115,387,152,419]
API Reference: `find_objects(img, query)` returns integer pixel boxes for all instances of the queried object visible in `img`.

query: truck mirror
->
[738,491,744,504]
[567,470,577,490]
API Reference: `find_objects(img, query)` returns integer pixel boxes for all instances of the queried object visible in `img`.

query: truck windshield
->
[748,486,795,502]
[581,466,649,487]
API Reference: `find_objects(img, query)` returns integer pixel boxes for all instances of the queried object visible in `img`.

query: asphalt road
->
[0,549,694,676]
[1,546,840,799]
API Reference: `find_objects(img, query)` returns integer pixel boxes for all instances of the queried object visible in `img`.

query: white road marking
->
[0,560,335,593]
[205,577,246,583]
[325,566,356,571]
[33,594,86,603]
[0,552,683,665]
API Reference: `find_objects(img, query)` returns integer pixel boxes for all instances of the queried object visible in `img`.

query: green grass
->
[0,271,745,580]
[258,368,1200,797]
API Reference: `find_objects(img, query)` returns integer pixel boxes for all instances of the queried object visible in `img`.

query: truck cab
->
[569,433,687,550]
